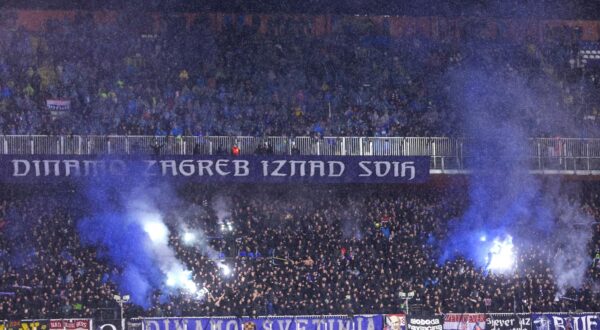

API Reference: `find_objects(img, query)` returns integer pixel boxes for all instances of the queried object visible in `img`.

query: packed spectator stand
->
[0,10,599,138]
[0,183,599,319]
[0,5,600,323]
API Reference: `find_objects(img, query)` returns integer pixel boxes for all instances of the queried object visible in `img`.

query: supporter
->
[291,143,300,155]
[231,144,240,156]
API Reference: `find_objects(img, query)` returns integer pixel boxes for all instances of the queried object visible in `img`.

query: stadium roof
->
[4,0,600,19]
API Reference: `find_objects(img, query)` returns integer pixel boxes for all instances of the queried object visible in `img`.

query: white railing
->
[1,135,599,174]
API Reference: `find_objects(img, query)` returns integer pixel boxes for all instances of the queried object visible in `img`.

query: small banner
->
[531,314,599,330]
[49,320,91,330]
[0,321,48,330]
[1,321,22,330]
[485,314,531,330]
[408,316,443,330]
[95,320,121,330]
[444,314,486,330]
[126,319,143,330]
[385,314,407,330]
[46,99,71,117]
[18,321,48,330]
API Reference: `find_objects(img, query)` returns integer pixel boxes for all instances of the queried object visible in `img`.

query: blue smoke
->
[78,210,163,307]
[440,62,594,291]
[77,173,165,307]
[439,65,556,268]
[77,167,199,307]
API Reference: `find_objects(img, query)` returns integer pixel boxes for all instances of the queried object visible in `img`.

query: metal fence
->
[2,135,600,174]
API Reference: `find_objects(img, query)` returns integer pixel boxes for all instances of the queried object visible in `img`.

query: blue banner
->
[0,156,429,183]
[532,314,599,330]
[143,316,383,330]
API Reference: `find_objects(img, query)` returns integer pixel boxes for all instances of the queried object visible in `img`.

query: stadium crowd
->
[1,4,600,322]
[0,11,598,138]
[0,183,599,319]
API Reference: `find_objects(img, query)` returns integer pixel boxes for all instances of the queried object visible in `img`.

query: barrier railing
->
[1,135,600,174]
